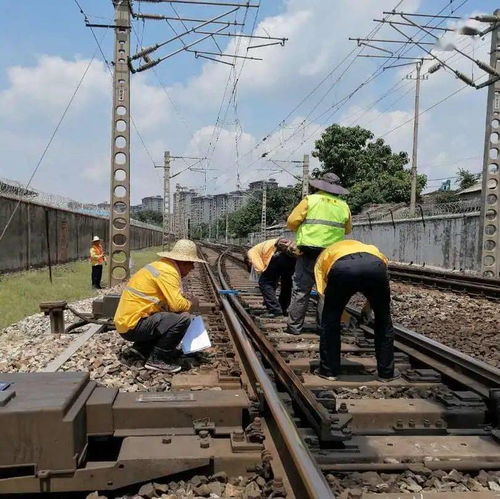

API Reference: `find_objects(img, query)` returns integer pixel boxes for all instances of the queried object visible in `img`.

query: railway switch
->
[0,372,263,494]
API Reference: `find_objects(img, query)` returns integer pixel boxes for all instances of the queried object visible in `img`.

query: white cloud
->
[0,0,491,206]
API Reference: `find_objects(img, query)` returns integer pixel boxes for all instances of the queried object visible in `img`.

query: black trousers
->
[121,312,191,353]
[259,252,296,315]
[320,253,394,378]
[91,265,103,288]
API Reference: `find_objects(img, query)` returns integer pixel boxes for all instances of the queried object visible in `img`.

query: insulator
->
[136,13,166,20]
[476,59,500,76]
[428,63,442,74]
[130,43,161,61]
[455,71,475,87]
[473,15,500,23]
[459,26,482,36]
[136,58,161,73]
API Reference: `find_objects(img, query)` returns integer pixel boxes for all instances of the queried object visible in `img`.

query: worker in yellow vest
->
[114,239,205,374]
[247,238,297,318]
[314,240,398,382]
[89,236,106,289]
[286,173,352,335]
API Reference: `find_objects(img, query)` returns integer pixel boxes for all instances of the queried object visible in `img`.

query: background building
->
[141,195,163,213]
[173,179,280,238]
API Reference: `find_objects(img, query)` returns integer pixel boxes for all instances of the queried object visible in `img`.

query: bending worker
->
[286,172,351,335]
[314,239,397,382]
[113,239,205,374]
[247,238,297,318]
[90,236,106,289]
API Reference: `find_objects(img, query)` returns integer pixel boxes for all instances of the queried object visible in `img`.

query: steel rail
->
[388,263,500,299]
[213,243,500,392]
[346,305,500,398]
[217,251,353,444]
[199,247,334,499]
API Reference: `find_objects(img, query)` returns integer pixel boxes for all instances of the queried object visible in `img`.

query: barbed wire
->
[0,178,160,231]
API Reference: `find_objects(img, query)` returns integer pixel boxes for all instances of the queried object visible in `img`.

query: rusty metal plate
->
[303,372,439,389]
[363,493,500,498]
[113,389,249,430]
[315,435,500,464]
[340,398,486,431]
[136,392,195,402]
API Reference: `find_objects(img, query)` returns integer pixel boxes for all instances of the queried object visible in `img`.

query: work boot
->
[127,342,153,361]
[145,347,182,374]
[313,369,337,382]
[260,312,284,319]
[285,326,301,336]
[377,369,401,383]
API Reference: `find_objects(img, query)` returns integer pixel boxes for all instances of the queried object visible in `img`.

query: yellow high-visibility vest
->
[296,192,350,248]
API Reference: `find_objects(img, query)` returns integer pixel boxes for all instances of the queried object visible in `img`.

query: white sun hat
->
[92,236,101,242]
[157,239,207,263]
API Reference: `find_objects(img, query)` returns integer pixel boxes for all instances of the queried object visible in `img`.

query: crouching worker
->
[247,238,297,318]
[113,239,206,374]
[314,240,398,382]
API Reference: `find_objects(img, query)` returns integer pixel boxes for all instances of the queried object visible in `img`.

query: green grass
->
[0,246,163,330]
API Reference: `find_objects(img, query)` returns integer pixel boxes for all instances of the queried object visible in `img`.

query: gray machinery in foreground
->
[0,371,263,494]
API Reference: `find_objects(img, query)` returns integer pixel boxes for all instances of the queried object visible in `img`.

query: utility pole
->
[480,10,500,277]
[261,180,267,241]
[225,211,229,244]
[154,151,171,248]
[409,61,422,216]
[103,0,284,285]
[352,9,500,274]
[302,154,310,197]
[109,0,131,286]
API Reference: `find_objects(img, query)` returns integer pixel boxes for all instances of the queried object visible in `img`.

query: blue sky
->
[0,0,497,204]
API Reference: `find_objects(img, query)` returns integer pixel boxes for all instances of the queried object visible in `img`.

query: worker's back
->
[295,192,350,248]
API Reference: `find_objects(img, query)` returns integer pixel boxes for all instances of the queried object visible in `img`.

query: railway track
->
[205,243,500,497]
[388,263,500,300]
[208,242,500,300]
[1,243,499,497]
[0,247,331,498]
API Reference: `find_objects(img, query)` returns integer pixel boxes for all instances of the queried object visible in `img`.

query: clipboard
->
[181,316,211,354]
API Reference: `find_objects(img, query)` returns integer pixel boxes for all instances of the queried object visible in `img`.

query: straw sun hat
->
[157,239,207,264]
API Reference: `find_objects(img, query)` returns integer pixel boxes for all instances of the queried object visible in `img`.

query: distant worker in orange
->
[247,238,297,318]
[90,236,106,289]
[314,239,397,382]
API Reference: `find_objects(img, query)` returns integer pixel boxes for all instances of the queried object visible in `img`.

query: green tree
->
[456,168,480,190]
[347,171,427,213]
[312,124,427,213]
[133,209,162,226]
[228,185,301,238]
[434,190,459,204]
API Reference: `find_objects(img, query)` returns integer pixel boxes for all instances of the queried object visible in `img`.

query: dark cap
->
[309,172,349,195]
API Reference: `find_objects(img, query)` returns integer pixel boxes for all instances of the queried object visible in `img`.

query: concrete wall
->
[247,212,482,272]
[0,195,163,272]
[352,213,481,271]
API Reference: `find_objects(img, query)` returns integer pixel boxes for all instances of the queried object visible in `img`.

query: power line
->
[235,0,409,166]
[75,1,162,172]
[380,83,472,138]
[343,35,481,130]
[204,4,254,167]
[0,43,101,243]
[233,1,412,175]
[276,0,472,160]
